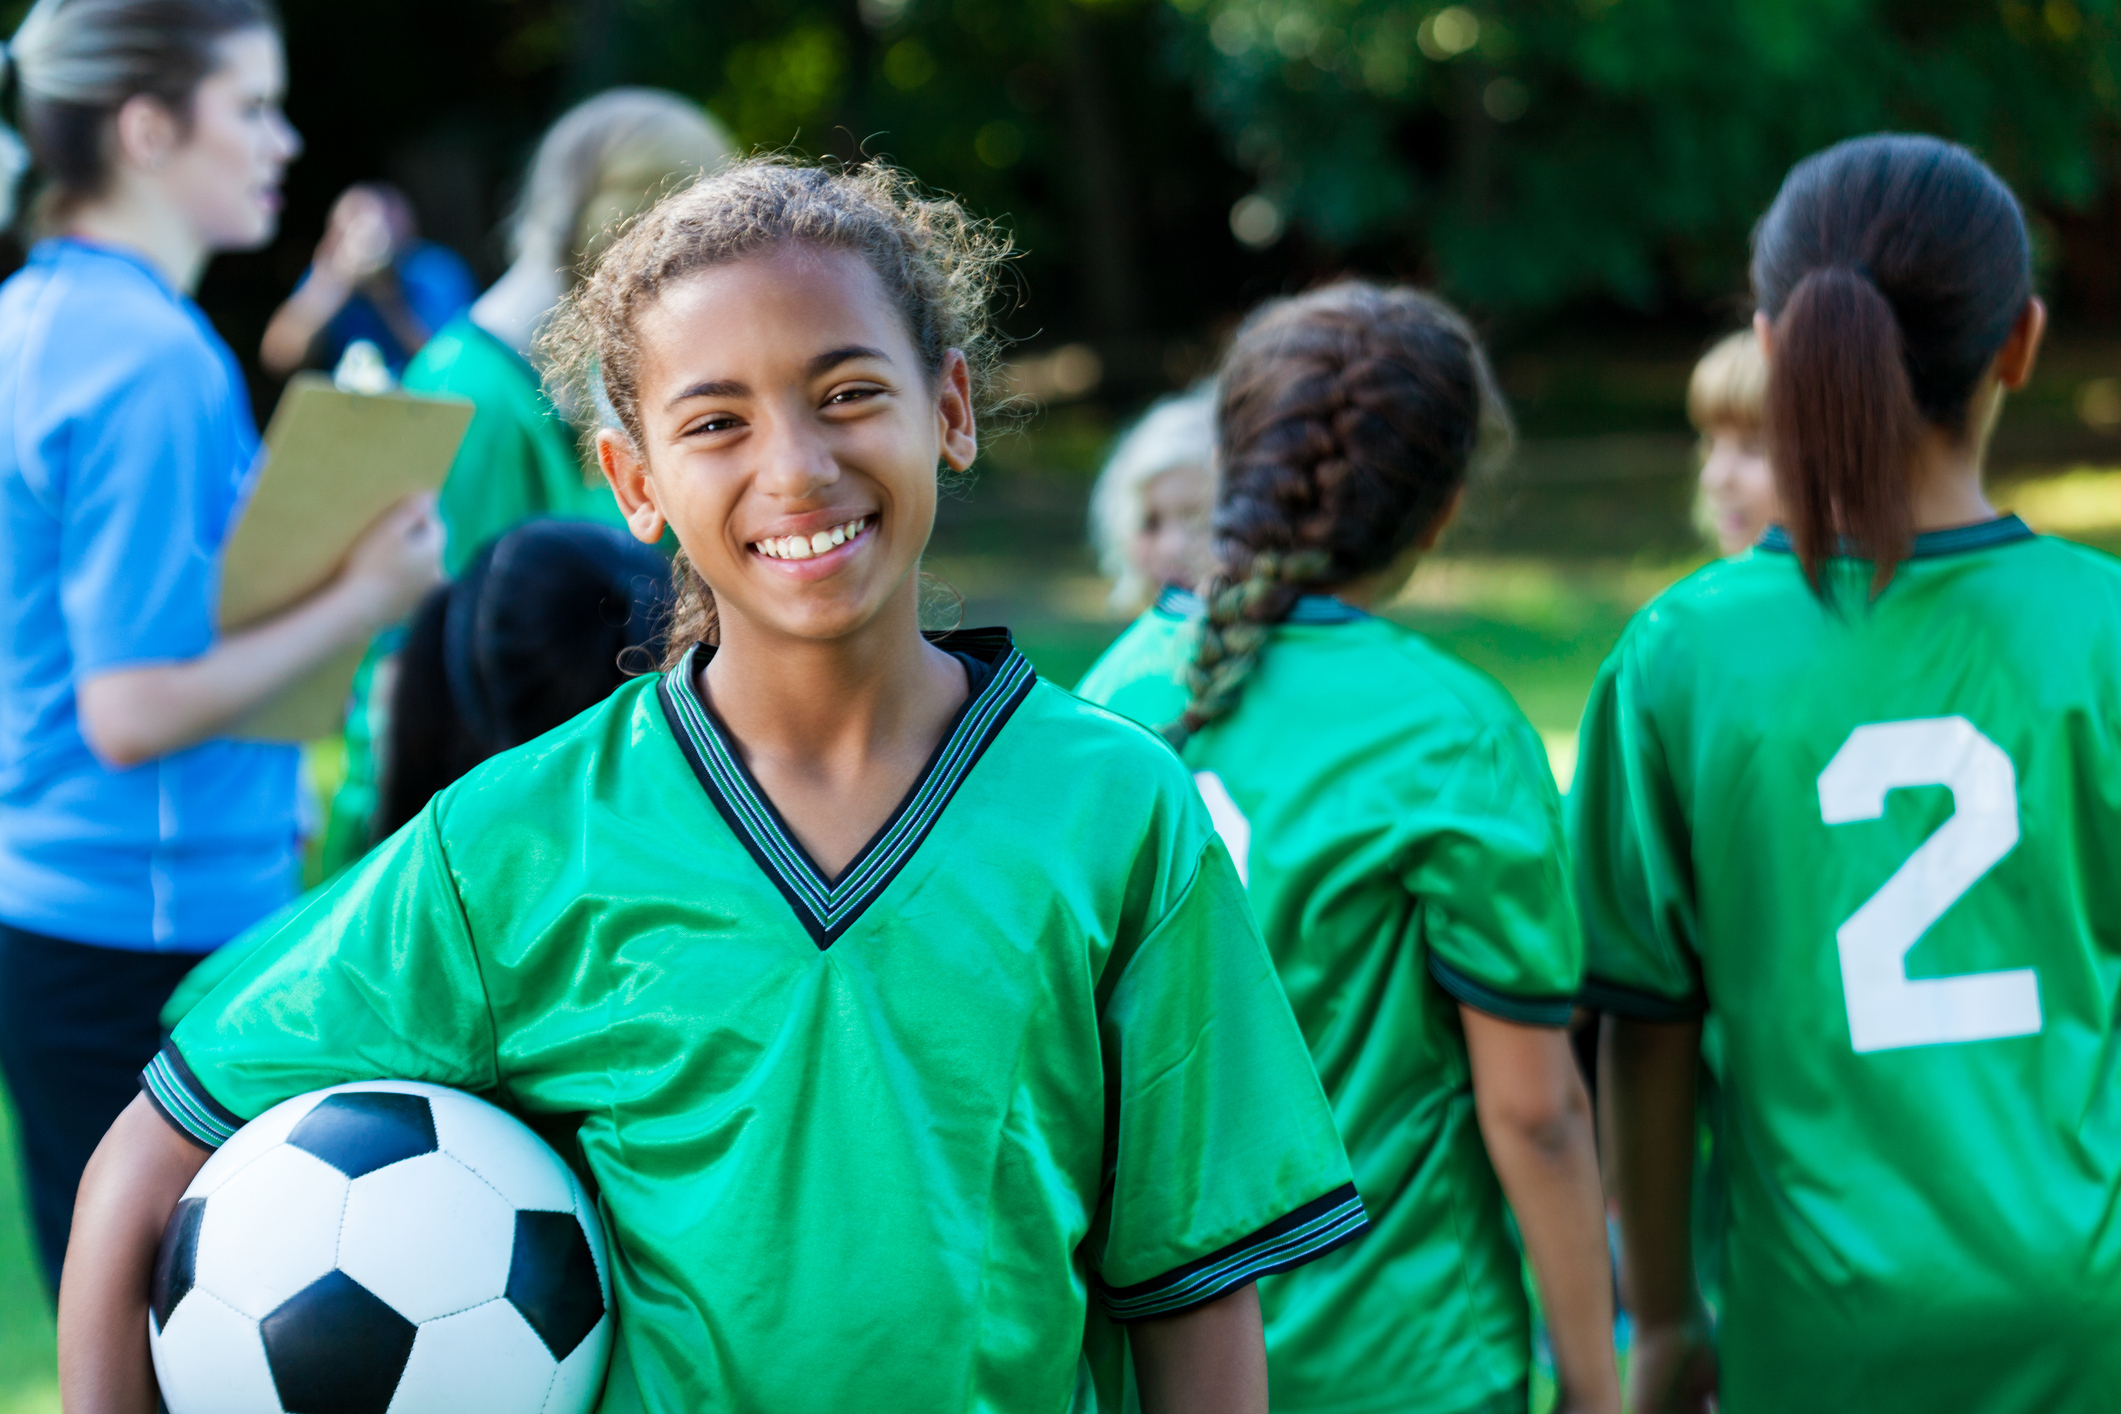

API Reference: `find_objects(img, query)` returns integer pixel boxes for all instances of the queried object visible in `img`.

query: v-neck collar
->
[657,628,1037,949]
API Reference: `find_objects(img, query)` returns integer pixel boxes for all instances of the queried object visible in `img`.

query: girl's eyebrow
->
[667,378,748,407]
[809,345,891,376]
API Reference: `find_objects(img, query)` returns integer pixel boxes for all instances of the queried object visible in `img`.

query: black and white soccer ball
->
[148,1081,612,1414]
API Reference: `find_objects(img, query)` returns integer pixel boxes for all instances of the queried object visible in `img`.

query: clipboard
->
[218,373,474,741]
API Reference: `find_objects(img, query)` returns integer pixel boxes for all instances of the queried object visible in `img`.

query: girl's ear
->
[113,94,182,172]
[935,349,977,473]
[599,428,668,546]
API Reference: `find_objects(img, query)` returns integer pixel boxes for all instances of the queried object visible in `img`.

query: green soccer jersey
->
[144,631,1365,1414]
[1078,590,1583,1414]
[1570,517,2121,1411]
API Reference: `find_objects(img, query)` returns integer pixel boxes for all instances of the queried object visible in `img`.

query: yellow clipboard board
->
[218,373,474,742]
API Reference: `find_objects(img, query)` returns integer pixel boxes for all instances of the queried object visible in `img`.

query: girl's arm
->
[1598,1015,1715,1414]
[76,494,444,767]
[57,1095,213,1414]
[1127,1281,1268,1414]
[1461,1006,1621,1414]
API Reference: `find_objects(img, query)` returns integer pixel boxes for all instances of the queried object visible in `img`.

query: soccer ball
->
[148,1081,613,1414]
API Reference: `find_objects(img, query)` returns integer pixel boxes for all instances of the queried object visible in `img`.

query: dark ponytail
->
[1162,280,1508,747]
[1752,134,2032,595]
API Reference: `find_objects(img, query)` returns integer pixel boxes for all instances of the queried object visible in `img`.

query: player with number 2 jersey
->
[1577,135,2121,1413]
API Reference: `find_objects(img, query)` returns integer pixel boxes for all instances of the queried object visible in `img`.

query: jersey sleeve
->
[59,339,237,676]
[140,806,499,1148]
[1567,629,1706,1020]
[1401,723,1584,1027]
[1092,836,1366,1321]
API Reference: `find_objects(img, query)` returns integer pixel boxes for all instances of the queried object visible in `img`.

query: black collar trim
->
[1756,514,2035,560]
[657,629,1035,949]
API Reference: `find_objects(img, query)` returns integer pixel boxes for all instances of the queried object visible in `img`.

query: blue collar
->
[40,236,182,300]
[1756,514,2035,560]
[1152,583,1370,625]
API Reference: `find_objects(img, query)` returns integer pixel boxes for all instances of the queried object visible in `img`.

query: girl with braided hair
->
[1079,280,1620,1414]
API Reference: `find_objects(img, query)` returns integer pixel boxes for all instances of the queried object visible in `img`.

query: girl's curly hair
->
[539,155,1015,665]
[1163,280,1512,747]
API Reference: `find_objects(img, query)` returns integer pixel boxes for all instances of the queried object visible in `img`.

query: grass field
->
[3,349,2116,1408]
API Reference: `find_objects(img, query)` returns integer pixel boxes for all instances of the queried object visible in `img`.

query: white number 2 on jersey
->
[1193,771,1251,886]
[1817,716,2041,1054]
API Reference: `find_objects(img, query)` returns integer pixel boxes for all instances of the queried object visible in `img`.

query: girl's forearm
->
[1463,1009,1621,1413]
[1597,1015,1704,1329]
[58,1096,213,1414]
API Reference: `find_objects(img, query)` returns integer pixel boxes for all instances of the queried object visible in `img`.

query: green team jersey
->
[145,631,1365,1414]
[1078,590,1582,1414]
[1570,517,2121,1411]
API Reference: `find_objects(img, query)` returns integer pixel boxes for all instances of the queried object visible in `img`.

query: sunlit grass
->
[1999,465,2121,536]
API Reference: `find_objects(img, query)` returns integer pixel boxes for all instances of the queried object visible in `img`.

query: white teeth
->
[753,516,867,560]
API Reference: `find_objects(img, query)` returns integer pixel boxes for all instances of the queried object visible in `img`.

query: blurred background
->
[3,0,2120,1404]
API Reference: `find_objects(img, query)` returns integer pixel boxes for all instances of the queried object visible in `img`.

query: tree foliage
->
[1169,0,2121,315]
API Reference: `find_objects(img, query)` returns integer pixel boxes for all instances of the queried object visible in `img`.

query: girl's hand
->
[341,492,447,628]
[1624,1319,1718,1414]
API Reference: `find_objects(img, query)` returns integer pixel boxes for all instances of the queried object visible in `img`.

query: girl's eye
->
[826,386,882,407]
[689,415,740,436]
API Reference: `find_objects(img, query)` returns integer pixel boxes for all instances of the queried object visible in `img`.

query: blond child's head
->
[1688,329,1775,555]
[1088,386,1217,615]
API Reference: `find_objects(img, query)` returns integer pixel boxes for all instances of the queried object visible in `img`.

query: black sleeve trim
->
[1427,953,1576,1028]
[138,1042,245,1149]
[1578,974,1708,1022]
[1096,1182,1369,1322]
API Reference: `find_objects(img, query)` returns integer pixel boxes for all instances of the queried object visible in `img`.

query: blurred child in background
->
[1088,384,1217,613]
[161,518,671,1026]
[1079,281,1620,1414]
[1581,134,2120,1413]
[1687,329,1775,555]
[258,181,475,378]
[318,88,734,877]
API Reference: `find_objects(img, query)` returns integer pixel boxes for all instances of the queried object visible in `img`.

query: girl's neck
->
[700,591,965,770]
[66,184,210,292]
[1905,394,2002,532]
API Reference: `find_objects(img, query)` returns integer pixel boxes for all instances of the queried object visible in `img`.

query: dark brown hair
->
[0,0,279,225]
[1752,134,2032,595]
[1163,280,1509,747]
[540,156,1013,667]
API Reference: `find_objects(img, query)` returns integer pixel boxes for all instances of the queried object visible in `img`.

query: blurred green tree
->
[1168,0,2121,316]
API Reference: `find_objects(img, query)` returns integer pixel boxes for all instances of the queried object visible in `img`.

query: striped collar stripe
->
[1097,1184,1369,1320]
[1756,514,2035,559]
[658,634,1036,948]
[1152,584,1368,625]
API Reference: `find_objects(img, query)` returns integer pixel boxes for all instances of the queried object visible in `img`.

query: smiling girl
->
[0,0,441,1301]
[58,158,1363,1414]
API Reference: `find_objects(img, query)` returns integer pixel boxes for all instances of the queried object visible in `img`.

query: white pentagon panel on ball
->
[149,1288,285,1414]
[191,1143,348,1319]
[182,1088,334,1200]
[385,1298,559,1414]
[429,1090,579,1212]
[540,1308,613,1414]
[338,1151,516,1322]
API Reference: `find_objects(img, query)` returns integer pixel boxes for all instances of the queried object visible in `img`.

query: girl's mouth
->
[749,515,871,564]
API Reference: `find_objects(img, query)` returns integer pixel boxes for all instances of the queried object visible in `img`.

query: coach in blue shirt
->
[0,0,441,1297]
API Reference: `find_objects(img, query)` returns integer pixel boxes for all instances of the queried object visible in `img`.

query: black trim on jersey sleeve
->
[1095,1183,1369,1322]
[139,1041,245,1150]
[1578,974,1708,1023]
[1426,953,1577,1028]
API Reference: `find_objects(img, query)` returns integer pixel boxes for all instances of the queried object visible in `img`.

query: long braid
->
[1159,281,1507,749]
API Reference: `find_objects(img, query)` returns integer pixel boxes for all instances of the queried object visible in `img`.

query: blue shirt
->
[310,240,477,374]
[0,239,300,951]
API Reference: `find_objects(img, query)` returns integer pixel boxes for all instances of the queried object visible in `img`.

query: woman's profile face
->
[161,27,301,253]
[612,242,977,647]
